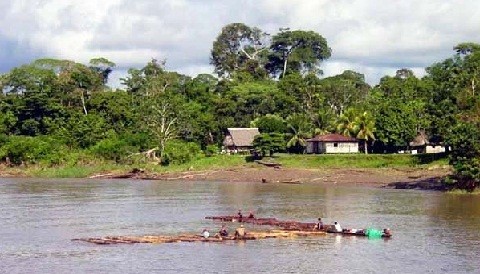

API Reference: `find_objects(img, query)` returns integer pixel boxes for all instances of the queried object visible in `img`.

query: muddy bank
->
[384,176,450,191]
[91,165,452,187]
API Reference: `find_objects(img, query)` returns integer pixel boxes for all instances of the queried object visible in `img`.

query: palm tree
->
[286,114,312,153]
[336,108,357,137]
[353,111,376,154]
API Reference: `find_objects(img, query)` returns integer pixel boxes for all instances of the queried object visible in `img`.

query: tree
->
[252,133,285,157]
[336,108,357,137]
[250,114,286,133]
[446,122,480,190]
[353,111,376,154]
[89,58,116,85]
[370,70,429,151]
[285,114,312,153]
[143,92,183,163]
[318,70,370,116]
[217,81,282,127]
[267,29,331,78]
[424,44,480,143]
[122,59,189,98]
[0,63,58,95]
[211,23,269,78]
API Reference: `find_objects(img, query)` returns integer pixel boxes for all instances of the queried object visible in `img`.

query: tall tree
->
[318,70,370,116]
[267,29,331,78]
[210,23,269,78]
[143,92,184,163]
[89,58,116,85]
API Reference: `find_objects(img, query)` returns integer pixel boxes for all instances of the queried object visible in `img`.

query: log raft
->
[205,215,330,231]
[72,230,327,245]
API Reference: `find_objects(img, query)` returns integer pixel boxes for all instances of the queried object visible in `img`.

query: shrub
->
[89,138,135,163]
[204,144,219,157]
[0,135,55,165]
[162,140,202,165]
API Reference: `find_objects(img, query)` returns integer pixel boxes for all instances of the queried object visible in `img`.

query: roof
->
[223,128,260,147]
[409,131,429,147]
[307,133,357,143]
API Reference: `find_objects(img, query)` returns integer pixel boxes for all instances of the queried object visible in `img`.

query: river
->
[1,178,479,273]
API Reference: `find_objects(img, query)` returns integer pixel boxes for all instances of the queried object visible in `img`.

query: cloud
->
[1,0,480,86]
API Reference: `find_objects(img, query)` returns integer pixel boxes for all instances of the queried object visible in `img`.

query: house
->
[409,132,446,154]
[223,128,260,153]
[306,133,359,154]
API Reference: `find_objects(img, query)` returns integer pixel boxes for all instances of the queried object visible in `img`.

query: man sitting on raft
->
[219,225,229,237]
[234,224,246,239]
[333,222,342,232]
[202,229,210,239]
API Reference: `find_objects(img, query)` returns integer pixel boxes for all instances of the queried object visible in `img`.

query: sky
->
[1,0,480,87]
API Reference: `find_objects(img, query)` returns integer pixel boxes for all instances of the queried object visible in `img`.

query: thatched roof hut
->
[223,128,260,152]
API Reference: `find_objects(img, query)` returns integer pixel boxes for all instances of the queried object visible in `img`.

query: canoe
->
[326,230,392,238]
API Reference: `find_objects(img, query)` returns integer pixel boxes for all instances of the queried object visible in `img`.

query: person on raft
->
[333,221,342,232]
[315,218,324,230]
[383,228,392,237]
[218,225,229,237]
[237,210,243,221]
[202,229,210,239]
[234,224,246,239]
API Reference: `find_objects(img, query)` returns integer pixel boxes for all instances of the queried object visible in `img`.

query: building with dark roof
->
[306,133,359,154]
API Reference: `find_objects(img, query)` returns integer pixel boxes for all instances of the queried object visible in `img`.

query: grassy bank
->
[2,153,449,179]
[271,153,449,169]
[19,154,249,178]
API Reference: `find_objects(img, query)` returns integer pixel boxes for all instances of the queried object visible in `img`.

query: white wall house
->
[306,134,359,154]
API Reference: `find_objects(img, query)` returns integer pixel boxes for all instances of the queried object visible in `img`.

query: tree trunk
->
[282,58,288,78]
[364,140,368,154]
[80,89,88,115]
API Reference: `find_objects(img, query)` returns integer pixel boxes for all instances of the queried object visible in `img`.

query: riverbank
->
[0,153,452,189]
[115,165,450,188]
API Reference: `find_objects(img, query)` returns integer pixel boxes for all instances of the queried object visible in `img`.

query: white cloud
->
[1,0,480,86]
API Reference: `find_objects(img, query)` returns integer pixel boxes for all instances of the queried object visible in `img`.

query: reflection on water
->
[1,178,479,273]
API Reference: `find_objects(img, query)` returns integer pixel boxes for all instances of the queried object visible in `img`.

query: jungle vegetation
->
[1,23,479,189]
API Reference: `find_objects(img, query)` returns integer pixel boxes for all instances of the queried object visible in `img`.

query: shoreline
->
[91,165,451,189]
[0,163,452,190]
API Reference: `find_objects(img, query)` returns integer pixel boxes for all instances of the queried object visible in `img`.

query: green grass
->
[146,154,249,173]
[21,154,249,178]
[26,164,120,178]
[269,153,449,169]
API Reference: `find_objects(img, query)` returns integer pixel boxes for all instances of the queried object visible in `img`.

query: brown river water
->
[1,178,479,273]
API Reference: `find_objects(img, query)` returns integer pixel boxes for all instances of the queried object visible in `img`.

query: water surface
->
[1,178,479,273]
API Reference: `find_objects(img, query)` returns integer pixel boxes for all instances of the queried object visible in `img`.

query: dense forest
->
[1,23,479,189]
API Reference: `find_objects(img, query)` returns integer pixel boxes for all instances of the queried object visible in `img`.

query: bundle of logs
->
[72,230,327,245]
